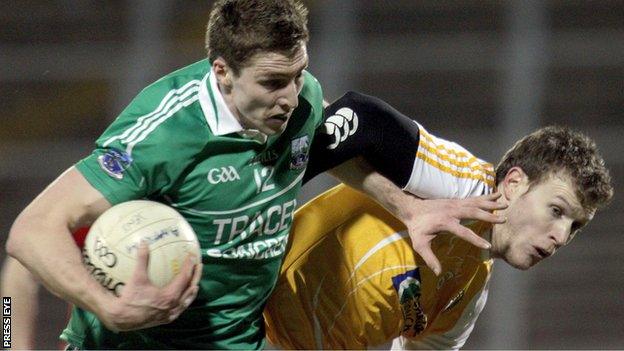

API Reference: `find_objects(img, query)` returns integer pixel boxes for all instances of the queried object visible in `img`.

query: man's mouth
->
[270,114,288,122]
[534,246,551,259]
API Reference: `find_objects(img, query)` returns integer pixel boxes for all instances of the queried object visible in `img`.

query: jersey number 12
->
[253,166,275,194]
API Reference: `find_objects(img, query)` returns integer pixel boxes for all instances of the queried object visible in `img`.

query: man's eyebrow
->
[261,63,308,79]
[555,194,584,213]
[556,195,589,223]
[555,195,573,209]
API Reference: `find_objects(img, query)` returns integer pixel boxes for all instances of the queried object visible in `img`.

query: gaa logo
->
[207,166,241,184]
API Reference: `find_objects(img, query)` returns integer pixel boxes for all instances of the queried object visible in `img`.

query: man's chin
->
[504,253,534,271]
[271,124,290,135]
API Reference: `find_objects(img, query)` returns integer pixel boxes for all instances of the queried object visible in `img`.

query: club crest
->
[290,135,310,170]
[97,148,133,180]
[392,269,428,338]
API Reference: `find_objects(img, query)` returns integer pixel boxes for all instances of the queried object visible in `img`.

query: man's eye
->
[551,206,563,217]
[261,80,286,89]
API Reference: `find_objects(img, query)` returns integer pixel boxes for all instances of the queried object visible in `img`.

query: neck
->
[488,223,504,259]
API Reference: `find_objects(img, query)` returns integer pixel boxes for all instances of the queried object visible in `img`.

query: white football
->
[83,200,201,296]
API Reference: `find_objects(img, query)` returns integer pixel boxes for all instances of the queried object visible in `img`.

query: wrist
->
[82,279,117,318]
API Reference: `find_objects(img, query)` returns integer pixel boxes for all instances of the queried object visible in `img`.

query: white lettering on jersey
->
[253,166,276,193]
[206,234,289,260]
[211,199,297,245]
[322,107,359,149]
[207,166,241,184]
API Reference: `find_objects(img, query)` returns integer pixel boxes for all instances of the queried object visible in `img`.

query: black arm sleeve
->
[303,91,420,187]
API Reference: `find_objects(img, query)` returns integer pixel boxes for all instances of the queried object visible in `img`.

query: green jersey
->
[61,59,324,349]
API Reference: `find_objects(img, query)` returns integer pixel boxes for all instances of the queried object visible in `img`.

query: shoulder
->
[128,59,210,112]
[98,60,212,156]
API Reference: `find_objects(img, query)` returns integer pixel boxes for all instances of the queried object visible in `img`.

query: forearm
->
[329,157,419,223]
[305,91,419,186]
[7,211,113,317]
[0,257,39,349]
[308,91,493,200]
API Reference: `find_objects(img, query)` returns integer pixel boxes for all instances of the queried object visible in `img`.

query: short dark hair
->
[205,0,309,74]
[495,126,613,212]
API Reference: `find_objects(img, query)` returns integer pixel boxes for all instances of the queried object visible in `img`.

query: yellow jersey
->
[264,185,493,349]
[265,123,495,349]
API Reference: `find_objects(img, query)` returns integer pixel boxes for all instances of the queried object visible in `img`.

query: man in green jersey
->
[5,0,501,349]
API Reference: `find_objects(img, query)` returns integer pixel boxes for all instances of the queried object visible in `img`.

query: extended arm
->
[329,158,504,275]
[307,92,506,274]
[5,167,200,331]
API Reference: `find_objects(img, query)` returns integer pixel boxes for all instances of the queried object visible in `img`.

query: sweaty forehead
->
[248,45,308,77]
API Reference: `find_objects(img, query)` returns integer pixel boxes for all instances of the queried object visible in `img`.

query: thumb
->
[132,240,151,283]
[414,244,442,276]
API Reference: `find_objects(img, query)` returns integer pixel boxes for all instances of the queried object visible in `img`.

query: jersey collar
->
[198,68,245,136]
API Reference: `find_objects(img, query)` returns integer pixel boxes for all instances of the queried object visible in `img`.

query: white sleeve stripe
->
[418,142,487,169]
[126,94,200,155]
[417,135,495,183]
[418,142,494,175]
[404,122,495,199]
[416,151,495,185]
[121,86,199,146]
[419,127,475,159]
[418,128,492,170]
[102,80,201,148]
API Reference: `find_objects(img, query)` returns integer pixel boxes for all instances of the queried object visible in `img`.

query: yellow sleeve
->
[405,123,494,199]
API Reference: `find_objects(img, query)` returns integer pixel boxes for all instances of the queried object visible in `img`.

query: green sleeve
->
[76,79,208,205]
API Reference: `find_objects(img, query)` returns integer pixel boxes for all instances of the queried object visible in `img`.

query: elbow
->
[5,217,30,259]
[6,224,22,259]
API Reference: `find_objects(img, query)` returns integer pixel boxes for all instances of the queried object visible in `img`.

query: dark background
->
[1,1,622,348]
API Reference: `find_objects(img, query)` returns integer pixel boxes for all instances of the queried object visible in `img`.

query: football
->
[83,200,201,296]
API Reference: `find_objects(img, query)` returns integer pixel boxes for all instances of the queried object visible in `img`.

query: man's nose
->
[276,81,299,113]
[550,226,570,248]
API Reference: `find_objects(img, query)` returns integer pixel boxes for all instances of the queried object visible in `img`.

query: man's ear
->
[212,57,232,88]
[501,167,529,201]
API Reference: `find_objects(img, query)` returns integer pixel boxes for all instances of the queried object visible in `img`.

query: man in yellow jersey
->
[265,118,613,349]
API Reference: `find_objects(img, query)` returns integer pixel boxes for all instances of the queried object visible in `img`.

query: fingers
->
[166,258,201,323]
[190,261,203,287]
[168,284,200,322]
[469,192,507,209]
[176,259,202,309]
[475,199,508,211]
[180,284,199,308]
[108,251,201,331]
[413,243,441,276]
[460,208,506,224]
[167,289,197,322]
[131,240,150,283]
[164,254,196,299]
[445,222,491,249]
[456,193,508,223]
[480,192,502,200]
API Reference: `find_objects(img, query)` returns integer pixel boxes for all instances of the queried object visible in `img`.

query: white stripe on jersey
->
[103,80,201,153]
[121,83,199,146]
[173,171,306,215]
[404,122,494,199]
[126,93,199,154]
[348,232,409,285]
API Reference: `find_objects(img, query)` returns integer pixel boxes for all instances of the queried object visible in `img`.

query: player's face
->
[219,43,308,135]
[491,169,592,270]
